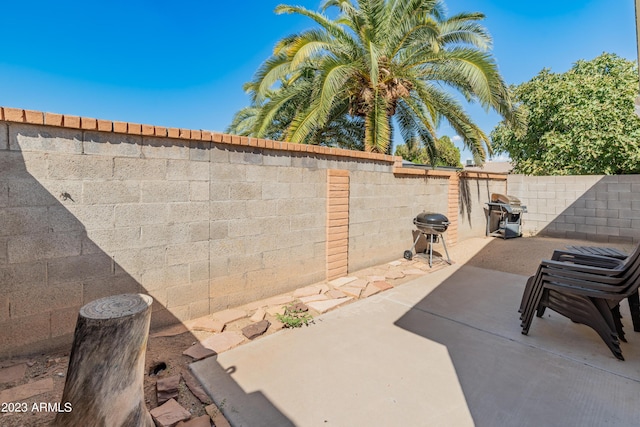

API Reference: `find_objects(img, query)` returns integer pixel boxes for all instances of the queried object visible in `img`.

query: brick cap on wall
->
[0,106,398,164]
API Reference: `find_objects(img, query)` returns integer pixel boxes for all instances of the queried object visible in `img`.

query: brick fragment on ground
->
[0,378,53,403]
[176,414,212,427]
[156,374,180,404]
[0,363,27,385]
[250,308,266,322]
[205,403,231,427]
[367,275,387,282]
[211,309,247,326]
[181,370,213,405]
[340,285,362,298]
[242,319,271,340]
[328,276,358,287]
[183,332,245,360]
[150,398,191,427]
[325,289,347,299]
[306,297,353,314]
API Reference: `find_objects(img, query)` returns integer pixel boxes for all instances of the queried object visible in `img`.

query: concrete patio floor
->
[191,237,640,427]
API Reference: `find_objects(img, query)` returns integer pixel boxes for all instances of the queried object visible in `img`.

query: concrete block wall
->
[349,172,449,271]
[507,175,640,243]
[457,175,508,242]
[0,106,497,357]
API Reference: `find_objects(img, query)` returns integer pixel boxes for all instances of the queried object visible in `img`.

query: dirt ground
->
[0,235,632,426]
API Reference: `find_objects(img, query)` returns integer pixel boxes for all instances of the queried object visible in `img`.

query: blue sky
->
[0,1,636,162]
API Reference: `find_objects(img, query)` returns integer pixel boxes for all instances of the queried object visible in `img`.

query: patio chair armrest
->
[541,265,624,285]
[551,250,623,268]
[545,279,631,298]
[540,259,622,276]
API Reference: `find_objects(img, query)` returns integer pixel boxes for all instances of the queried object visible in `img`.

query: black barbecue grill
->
[486,193,527,239]
[404,212,452,267]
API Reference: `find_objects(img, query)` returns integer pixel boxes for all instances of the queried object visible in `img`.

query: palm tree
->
[228,0,520,164]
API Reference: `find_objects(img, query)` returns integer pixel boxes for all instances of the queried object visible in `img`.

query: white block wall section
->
[507,174,640,243]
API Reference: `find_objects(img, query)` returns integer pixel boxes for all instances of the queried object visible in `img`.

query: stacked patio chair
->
[565,245,628,260]
[519,243,640,360]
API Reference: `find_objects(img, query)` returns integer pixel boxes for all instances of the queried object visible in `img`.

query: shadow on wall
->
[459,177,472,224]
[457,175,507,241]
[0,146,293,424]
[510,175,640,244]
[0,146,154,355]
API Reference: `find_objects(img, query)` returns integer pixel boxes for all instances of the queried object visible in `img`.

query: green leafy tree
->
[228,0,520,163]
[395,135,461,166]
[491,53,640,175]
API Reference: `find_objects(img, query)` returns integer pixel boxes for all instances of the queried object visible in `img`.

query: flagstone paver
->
[361,284,383,299]
[348,279,369,289]
[262,295,294,306]
[270,319,286,331]
[306,297,353,314]
[189,317,225,333]
[328,276,358,287]
[242,320,270,340]
[0,363,26,385]
[293,286,322,298]
[372,281,394,291]
[339,285,362,298]
[385,271,405,280]
[299,294,330,304]
[325,289,348,299]
[250,308,266,322]
[150,398,191,427]
[205,403,231,427]
[266,305,286,316]
[176,415,212,427]
[0,378,54,403]
[156,374,180,405]
[183,332,245,360]
[212,309,247,326]
[403,268,428,275]
[180,257,447,368]
[181,370,212,405]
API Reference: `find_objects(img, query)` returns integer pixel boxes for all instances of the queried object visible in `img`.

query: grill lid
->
[415,212,449,225]
[490,193,521,206]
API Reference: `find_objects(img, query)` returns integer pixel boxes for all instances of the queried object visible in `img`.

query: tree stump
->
[54,294,155,427]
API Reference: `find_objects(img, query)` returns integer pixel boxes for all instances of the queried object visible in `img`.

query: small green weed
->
[276,304,314,328]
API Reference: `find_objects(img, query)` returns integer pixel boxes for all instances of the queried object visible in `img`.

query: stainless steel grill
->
[404,212,452,267]
[486,193,527,239]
